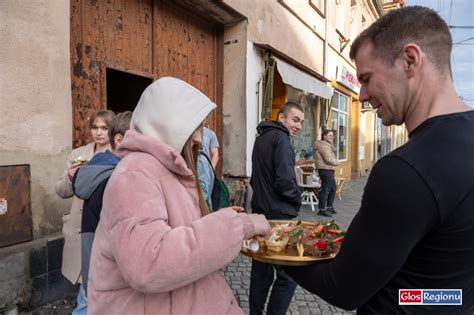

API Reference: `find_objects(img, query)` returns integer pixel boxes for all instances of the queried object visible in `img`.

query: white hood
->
[131,77,216,153]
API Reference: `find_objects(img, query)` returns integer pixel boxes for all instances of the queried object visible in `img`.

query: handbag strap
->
[199,151,217,178]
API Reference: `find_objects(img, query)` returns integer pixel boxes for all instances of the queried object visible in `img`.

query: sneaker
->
[317,209,333,217]
[327,207,337,214]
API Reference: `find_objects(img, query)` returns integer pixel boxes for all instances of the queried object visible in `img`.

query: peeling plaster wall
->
[0,0,72,239]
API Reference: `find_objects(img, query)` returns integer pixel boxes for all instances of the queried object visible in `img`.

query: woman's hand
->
[248,214,272,238]
[229,206,245,212]
[67,163,82,181]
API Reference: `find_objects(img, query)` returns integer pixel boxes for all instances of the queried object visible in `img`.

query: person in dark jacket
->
[72,111,132,296]
[249,101,304,315]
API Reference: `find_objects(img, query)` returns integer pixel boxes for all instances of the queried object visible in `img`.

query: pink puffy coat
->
[88,130,254,314]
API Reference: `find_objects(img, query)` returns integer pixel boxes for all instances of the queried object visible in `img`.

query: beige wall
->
[222,21,248,177]
[0,0,72,238]
[220,1,403,183]
[325,0,384,180]
[223,0,325,74]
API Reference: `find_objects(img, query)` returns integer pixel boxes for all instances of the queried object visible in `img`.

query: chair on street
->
[295,166,321,212]
[335,177,345,200]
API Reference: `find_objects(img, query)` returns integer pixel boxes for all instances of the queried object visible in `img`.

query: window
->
[336,0,345,34]
[331,91,349,161]
[288,86,316,161]
[350,5,358,42]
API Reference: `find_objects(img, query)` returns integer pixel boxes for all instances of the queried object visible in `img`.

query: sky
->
[406,0,474,106]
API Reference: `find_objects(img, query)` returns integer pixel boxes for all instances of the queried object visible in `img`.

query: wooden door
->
[153,0,222,140]
[71,0,221,147]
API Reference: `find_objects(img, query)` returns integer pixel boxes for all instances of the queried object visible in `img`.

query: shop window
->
[331,91,349,161]
[375,117,391,160]
[288,86,316,161]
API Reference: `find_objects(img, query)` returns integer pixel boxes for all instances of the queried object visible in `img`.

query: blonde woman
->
[55,110,115,315]
[314,129,339,217]
[88,77,271,314]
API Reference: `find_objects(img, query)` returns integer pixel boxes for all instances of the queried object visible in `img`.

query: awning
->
[273,57,333,99]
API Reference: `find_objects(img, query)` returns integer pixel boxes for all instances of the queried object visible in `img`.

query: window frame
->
[309,0,325,18]
[331,91,349,161]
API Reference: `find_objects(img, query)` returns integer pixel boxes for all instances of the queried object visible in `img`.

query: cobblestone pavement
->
[31,176,368,314]
[221,175,368,315]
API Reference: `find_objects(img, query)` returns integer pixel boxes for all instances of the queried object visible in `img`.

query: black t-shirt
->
[285,111,474,314]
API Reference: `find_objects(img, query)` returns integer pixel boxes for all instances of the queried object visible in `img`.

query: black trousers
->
[249,212,297,315]
[318,169,336,210]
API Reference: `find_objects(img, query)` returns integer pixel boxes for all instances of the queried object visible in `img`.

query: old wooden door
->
[70,0,221,148]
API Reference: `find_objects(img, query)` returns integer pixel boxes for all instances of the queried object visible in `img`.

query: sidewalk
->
[31,176,368,315]
[223,175,367,315]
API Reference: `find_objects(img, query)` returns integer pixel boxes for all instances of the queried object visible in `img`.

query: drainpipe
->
[322,0,329,129]
[323,0,328,79]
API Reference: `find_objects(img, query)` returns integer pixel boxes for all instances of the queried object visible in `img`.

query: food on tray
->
[301,221,345,257]
[283,220,305,245]
[261,220,345,257]
[265,225,289,252]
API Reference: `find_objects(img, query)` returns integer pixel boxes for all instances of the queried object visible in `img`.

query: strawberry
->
[316,239,328,251]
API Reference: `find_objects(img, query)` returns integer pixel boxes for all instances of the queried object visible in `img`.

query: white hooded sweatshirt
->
[131,76,216,152]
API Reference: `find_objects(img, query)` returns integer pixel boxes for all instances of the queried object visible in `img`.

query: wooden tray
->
[240,220,337,266]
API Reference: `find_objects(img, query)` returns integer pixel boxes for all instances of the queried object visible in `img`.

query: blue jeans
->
[318,169,336,210]
[249,260,297,315]
[72,284,87,315]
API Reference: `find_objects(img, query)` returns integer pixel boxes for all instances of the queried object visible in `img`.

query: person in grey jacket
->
[72,111,132,296]
[314,129,339,217]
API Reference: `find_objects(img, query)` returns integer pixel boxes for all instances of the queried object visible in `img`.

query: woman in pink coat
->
[88,77,271,314]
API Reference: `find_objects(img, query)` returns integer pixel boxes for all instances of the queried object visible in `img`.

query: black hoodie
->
[250,121,301,218]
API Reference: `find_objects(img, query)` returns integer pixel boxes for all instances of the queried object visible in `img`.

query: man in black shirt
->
[285,6,474,314]
[249,102,304,315]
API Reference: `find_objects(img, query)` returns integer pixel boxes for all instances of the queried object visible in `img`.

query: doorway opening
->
[106,68,153,113]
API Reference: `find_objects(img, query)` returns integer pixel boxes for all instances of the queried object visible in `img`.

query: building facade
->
[0,0,404,310]
[222,0,405,183]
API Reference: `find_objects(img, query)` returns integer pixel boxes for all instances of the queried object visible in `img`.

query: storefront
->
[259,52,333,161]
[328,65,365,179]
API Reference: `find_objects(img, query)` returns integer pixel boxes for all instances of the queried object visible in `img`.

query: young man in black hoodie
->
[73,111,132,298]
[249,101,304,315]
